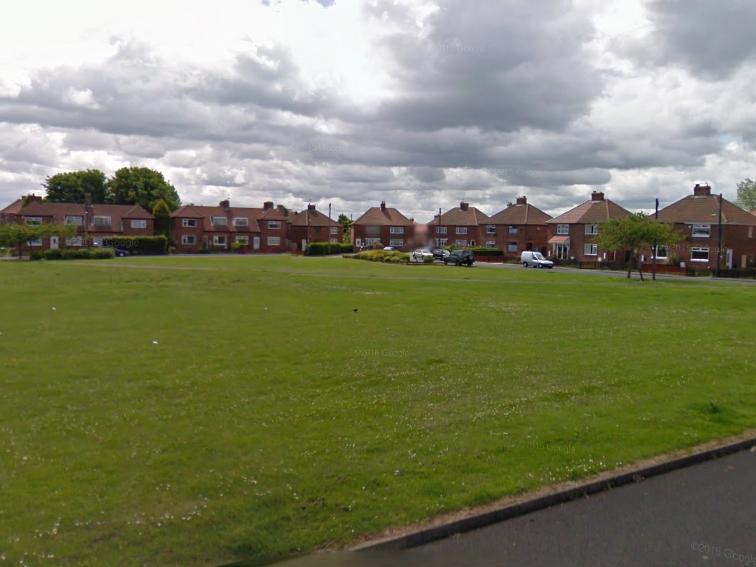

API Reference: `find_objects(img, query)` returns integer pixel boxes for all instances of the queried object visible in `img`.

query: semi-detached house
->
[430,202,490,248]
[351,202,415,250]
[485,196,552,257]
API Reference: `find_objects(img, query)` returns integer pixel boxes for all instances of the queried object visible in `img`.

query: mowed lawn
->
[1,256,755,565]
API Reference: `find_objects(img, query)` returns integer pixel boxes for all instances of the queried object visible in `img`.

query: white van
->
[521,251,554,268]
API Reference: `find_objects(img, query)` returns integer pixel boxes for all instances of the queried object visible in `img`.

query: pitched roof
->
[431,202,490,226]
[4,199,153,224]
[172,204,266,232]
[288,207,340,227]
[0,199,24,216]
[547,196,630,224]
[353,204,414,226]
[488,200,552,225]
[656,193,756,226]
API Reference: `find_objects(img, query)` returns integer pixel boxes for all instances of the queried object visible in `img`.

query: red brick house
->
[485,196,552,257]
[170,200,289,253]
[288,204,342,252]
[0,195,154,251]
[546,191,631,262]
[651,184,756,270]
[429,201,490,248]
[351,202,415,250]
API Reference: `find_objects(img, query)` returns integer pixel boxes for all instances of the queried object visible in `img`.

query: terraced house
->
[0,194,154,250]
[546,191,630,262]
[653,184,756,270]
[485,196,552,258]
[430,201,491,249]
[170,200,289,253]
[351,201,415,250]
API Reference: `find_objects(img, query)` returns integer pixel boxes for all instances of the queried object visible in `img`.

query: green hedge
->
[469,247,504,256]
[101,235,167,255]
[352,250,409,263]
[31,248,116,261]
[305,242,354,256]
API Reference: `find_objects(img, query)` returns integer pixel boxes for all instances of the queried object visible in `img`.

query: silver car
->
[521,251,554,268]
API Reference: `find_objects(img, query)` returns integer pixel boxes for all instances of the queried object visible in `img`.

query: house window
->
[364,237,381,246]
[455,239,468,247]
[28,238,43,247]
[24,217,43,225]
[748,226,753,239]
[456,226,467,235]
[585,224,598,235]
[556,224,569,235]
[213,235,227,246]
[93,216,111,227]
[584,243,598,256]
[507,242,518,253]
[486,225,496,235]
[236,235,249,245]
[182,219,198,228]
[130,219,147,229]
[390,226,404,234]
[211,216,228,227]
[330,227,340,235]
[555,244,569,260]
[233,217,249,227]
[508,225,519,235]
[365,226,380,236]
[65,236,83,247]
[267,221,281,229]
[436,226,447,235]
[436,238,448,247]
[653,245,668,259]
[181,235,197,245]
[389,239,404,247]
[65,215,84,226]
[267,236,281,246]
[691,224,710,238]
[691,247,709,262]
[485,241,497,248]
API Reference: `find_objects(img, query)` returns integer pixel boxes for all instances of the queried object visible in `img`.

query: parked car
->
[432,248,451,260]
[412,249,434,261]
[521,251,553,268]
[444,249,474,266]
[114,248,129,257]
[383,246,400,251]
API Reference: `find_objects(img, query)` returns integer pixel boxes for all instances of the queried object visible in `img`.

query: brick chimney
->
[516,196,527,205]
[380,201,386,211]
[84,192,92,209]
[460,201,469,211]
[591,191,605,201]
[307,203,316,212]
[263,201,274,210]
[277,204,288,216]
[693,183,711,196]
[219,199,230,209]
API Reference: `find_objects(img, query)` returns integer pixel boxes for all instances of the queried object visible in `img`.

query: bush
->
[101,235,167,255]
[352,250,409,264]
[44,248,63,260]
[469,247,503,256]
[34,247,116,261]
[423,255,434,264]
[305,242,354,256]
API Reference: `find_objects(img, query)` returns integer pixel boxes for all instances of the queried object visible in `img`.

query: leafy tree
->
[43,170,108,203]
[107,167,181,212]
[337,213,352,243]
[598,212,681,280]
[0,223,77,259]
[736,178,756,211]
[151,198,172,237]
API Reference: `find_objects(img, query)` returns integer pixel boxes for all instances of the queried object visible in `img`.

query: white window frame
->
[455,239,468,247]
[28,238,43,247]
[211,216,228,227]
[436,238,448,247]
[181,235,197,245]
[130,219,147,229]
[690,247,709,262]
[267,220,281,229]
[92,215,111,227]
[364,237,381,246]
[182,218,198,228]
[436,226,447,235]
[65,236,83,247]
[507,242,518,253]
[213,235,227,246]
[584,224,598,236]
[330,226,340,236]
[691,224,711,238]
[236,235,249,245]
[653,245,668,259]
[508,225,519,235]
[390,226,404,235]
[65,215,84,226]
[233,217,249,228]
[584,243,598,256]
[486,225,496,235]
[24,216,43,226]
[267,236,281,246]
[485,240,497,248]
[389,238,404,247]
[556,224,569,235]
[456,226,468,235]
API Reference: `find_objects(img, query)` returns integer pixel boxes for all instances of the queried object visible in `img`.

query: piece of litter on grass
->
[51,307,57,311]
[152,340,159,345]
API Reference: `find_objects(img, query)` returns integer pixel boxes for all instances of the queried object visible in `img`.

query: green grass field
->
[1,256,754,565]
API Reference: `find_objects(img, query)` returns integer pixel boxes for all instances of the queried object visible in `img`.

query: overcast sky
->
[1,0,755,221]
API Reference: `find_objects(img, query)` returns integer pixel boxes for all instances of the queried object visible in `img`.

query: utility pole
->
[438,207,442,248]
[652,197,659,281]
[716,193,723,277]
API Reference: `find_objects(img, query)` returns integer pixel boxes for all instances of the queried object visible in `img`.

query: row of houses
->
[2,184,755,269]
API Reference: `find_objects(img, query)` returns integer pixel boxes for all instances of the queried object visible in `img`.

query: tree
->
[736,178,756,211]
[107,167,181,212]
[598,213,681,280]
[337,213,352,243]
[0,223,77,259]
[43,170,108,203]
[152,198,172,238]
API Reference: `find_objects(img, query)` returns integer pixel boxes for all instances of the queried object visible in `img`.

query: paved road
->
[270,448,755,567]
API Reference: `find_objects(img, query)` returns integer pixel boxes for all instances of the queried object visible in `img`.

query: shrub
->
[44,249,63,260]
[352,250,409,264]
[30,250,44,261]
[36,247,117,260]
[423,255,434,264]
[101,235,167,255]
[469,247,503,256]
[305,242,354,256]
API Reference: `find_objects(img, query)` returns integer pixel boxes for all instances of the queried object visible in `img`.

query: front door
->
[50,236,59,250]
[302,239,307,251]
[253,236,260,250]
[726,249,733,269]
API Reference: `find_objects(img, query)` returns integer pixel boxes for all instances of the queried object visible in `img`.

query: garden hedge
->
[305,242,354,256]
[101,235,168,255]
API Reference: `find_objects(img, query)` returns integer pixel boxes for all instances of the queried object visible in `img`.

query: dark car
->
[444,249,474,266]
[114,248,129,257]
[432,248,450,260]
